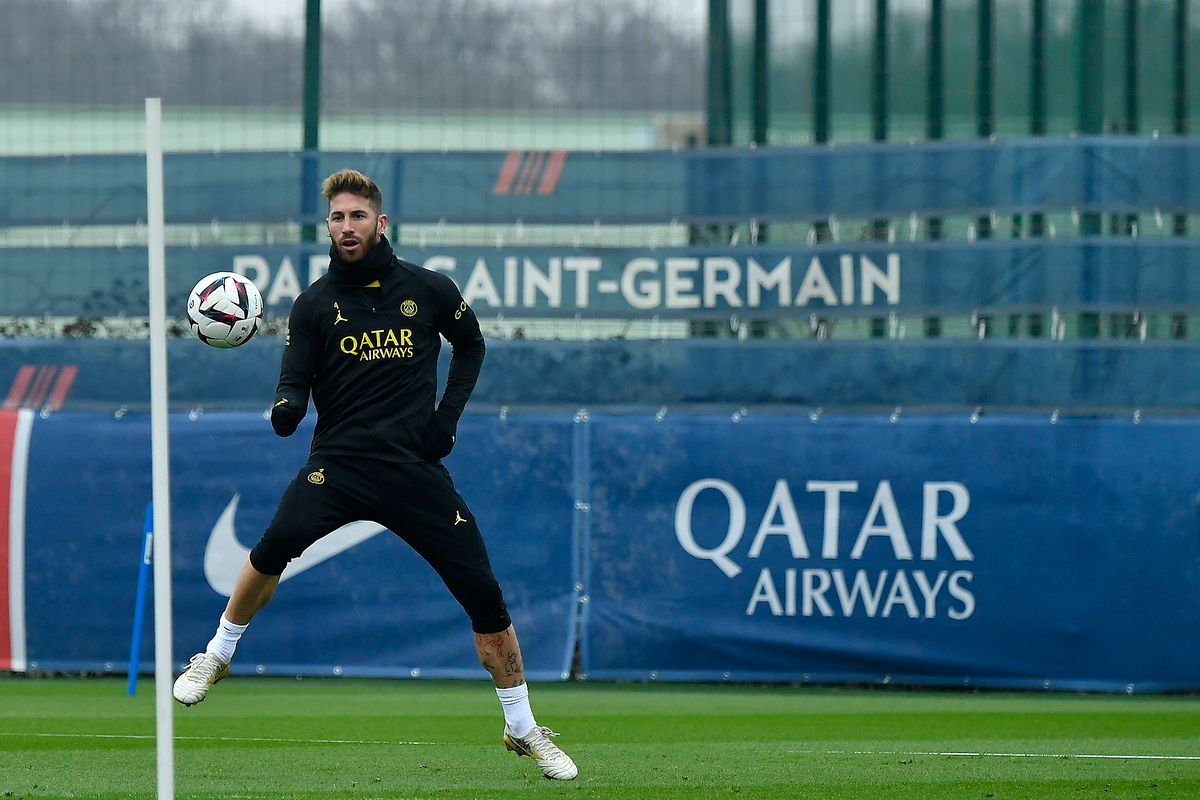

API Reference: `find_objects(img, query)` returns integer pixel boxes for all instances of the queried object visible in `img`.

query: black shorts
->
[249,455,511,633]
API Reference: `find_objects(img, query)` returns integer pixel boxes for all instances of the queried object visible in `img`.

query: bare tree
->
[5,0,703,111]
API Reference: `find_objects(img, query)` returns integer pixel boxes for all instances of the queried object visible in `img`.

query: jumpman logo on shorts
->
[454,510,467,526]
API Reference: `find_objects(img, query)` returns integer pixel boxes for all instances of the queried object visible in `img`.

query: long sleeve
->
[434,288,485,424]
[271,293,317,434]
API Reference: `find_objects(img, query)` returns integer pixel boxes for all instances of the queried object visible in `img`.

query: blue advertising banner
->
[581,413,1200,690]
[5,239,1200,318]
[2,137,1196,227]
[8,409,1200,689]
[20,412,578,679]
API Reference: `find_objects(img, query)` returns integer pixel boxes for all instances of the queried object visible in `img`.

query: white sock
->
[205,614,248,664]
[496,683,536,738]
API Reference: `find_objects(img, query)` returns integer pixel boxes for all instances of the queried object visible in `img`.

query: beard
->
[332,227,380,263]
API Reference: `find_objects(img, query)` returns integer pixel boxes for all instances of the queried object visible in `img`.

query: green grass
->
[1,677,1199,799]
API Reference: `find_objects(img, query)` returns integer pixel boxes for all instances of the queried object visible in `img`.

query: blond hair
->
[322,169,383,213]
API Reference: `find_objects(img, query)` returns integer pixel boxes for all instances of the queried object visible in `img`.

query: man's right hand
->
[270,398,302,437]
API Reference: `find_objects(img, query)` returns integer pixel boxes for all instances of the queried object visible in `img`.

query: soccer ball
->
[186,272,264,349]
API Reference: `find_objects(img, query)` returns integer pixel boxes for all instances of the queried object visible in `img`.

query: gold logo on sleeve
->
[307,469,326,485]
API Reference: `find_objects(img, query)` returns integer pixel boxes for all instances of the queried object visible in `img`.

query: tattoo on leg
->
[474,631,524,680]
[475,634,504,658]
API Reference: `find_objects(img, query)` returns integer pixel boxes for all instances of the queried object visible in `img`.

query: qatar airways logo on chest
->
[339,328,415,361]
[674,479,975,620]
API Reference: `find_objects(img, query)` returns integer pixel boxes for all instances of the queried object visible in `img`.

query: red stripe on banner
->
[492,151,523,195]
[45,365,78,411]
[513,151,539,194]
[24,366,56,409]
[2,366,35,410]
[516,151,545,194]
[510,152,535,195]
[537,150,568,195]
[0,410,17,669]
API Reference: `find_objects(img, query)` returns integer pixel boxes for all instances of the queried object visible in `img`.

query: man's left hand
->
[419,407,457,460]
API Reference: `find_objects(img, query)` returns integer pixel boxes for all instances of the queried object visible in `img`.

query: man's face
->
[327,192,387,263]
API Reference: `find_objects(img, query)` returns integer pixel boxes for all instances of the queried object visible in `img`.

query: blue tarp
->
[581,413,1200,690]
[21,411,579,680]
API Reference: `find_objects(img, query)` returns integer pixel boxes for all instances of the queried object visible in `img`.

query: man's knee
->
[249,536,299,576]
[464,579,512,633]
[470,605,512,634]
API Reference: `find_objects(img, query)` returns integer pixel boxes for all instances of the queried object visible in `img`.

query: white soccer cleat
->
[172,651,230,707]
[503,724,578,780]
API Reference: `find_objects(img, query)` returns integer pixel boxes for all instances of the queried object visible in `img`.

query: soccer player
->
[173,169,577,781]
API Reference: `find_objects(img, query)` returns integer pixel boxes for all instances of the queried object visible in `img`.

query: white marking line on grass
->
[0,732,429,746]
[794,749,1200,762]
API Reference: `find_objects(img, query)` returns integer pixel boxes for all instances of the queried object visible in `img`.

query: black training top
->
[273,237,484,463]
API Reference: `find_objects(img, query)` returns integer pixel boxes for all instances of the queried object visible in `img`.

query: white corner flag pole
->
[145,97,176,800]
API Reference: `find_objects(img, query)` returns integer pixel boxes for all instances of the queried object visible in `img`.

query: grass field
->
[1,677,1198,799]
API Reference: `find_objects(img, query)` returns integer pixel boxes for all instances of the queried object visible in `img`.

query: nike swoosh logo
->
[203,494,387,597]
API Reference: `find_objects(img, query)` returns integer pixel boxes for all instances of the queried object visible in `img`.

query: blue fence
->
[2,137,1197,227]
[10,410,1200,691]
